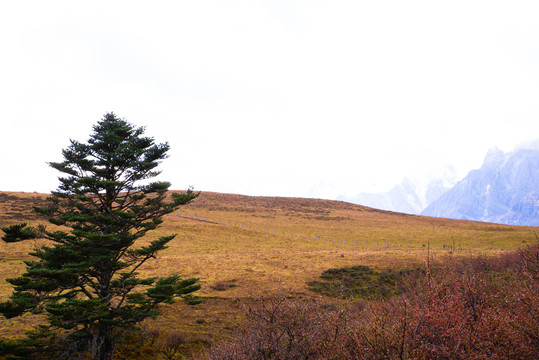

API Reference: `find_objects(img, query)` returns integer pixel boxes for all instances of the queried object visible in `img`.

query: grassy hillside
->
[1,191,537,357]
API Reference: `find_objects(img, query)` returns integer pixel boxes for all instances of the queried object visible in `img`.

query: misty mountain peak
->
[422,144,539,225]
[481,147,506,169]
[338,169,457,215]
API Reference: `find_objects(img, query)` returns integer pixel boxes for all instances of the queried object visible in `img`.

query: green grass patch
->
[307,265,423,300]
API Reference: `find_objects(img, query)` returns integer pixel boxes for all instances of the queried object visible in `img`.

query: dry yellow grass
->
[138,192,535,296]
[1,191,537,349]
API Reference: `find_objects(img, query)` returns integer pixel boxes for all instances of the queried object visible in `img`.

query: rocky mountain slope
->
[337,170,457,215]
[421,147,539,226]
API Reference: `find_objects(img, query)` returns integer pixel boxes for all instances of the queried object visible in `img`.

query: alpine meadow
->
[1,114,538,359]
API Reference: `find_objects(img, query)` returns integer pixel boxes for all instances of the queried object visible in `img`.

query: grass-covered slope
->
[1,191,537,358]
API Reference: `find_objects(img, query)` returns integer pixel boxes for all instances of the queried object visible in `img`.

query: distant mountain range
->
[422,146,539,226]
[337,168,458,216]
[340,144,539,226]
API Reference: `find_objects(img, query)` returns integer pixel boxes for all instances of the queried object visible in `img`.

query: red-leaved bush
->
[204,244,539,359]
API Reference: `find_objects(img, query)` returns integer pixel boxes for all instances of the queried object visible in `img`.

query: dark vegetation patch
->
[0,193,47,223]
[210,280,237,291]
[307,265,423,300]
[0,193,20,201]
[303,215,348,221]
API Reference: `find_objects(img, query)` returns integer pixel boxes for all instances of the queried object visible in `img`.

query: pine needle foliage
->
[0,113,201,360]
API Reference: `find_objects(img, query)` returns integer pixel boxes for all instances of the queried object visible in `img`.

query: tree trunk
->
[92,326,115,360]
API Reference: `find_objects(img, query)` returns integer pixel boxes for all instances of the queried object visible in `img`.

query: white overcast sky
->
[1,1,539,199]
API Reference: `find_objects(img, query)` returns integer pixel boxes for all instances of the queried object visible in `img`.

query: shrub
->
[210,280,237,292]
[206,245,539,360]
[307,265,422,300]
[204,296,359,360]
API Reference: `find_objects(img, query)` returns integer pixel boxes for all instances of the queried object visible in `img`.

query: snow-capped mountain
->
[421,146,539,226]
[337,169,457,215]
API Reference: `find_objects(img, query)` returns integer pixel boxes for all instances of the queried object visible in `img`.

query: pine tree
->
[0,113,201,360]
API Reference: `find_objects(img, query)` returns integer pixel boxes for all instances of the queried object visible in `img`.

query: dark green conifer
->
[0,112,201,360]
